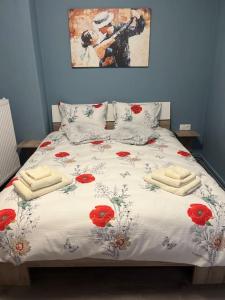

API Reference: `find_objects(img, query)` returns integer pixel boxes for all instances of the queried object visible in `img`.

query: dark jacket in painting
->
[100,16,145,67]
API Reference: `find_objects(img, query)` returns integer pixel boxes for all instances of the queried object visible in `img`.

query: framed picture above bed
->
[68,8,151,68]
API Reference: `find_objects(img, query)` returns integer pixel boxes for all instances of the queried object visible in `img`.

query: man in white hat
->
[93,9,145,67]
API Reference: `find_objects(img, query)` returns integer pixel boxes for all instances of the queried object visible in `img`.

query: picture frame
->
[68,8,151,68]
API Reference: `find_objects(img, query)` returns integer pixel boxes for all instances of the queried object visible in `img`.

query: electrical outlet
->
[179,124,191,130]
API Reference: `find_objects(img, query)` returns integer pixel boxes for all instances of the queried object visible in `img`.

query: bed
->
[1,102,225,286]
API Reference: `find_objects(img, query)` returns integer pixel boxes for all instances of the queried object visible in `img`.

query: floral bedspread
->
[0,128,225,266]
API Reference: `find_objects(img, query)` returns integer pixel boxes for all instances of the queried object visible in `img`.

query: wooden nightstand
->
[17,140,41,165]
[175,130,200,151]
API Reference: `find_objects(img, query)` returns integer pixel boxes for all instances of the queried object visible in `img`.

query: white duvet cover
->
[0,128,225,267]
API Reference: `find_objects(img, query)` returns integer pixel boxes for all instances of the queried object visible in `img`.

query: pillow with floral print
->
[112,101,161,128]
[111,123,159,145]
[63,121,111,145]
[59,101,108,128]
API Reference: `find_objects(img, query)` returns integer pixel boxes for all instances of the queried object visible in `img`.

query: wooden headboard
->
[52,102,171,131]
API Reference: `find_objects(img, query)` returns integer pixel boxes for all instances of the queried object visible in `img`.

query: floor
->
[0,267,225,299]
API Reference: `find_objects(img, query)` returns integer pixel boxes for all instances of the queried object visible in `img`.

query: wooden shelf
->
[17,140,41,166]
[174,130,200,151]
[17,140,41,149]
[175,130,200,138]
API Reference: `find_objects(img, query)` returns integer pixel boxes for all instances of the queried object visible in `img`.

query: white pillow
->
[59,101,108,128]
[113,101,161,128]
[63,121,111,145]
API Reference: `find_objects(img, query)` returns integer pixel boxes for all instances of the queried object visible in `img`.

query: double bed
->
[1,102,225,286]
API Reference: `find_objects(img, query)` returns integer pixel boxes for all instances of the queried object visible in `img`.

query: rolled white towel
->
[165,165,191,180]
[25,166,51,180]
[20,170,62,191]
[151,168,196,188]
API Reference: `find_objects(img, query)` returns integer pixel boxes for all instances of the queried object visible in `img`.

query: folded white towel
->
[144,175,201,196]
[20,170,62,191]
[25,166,51,180]
[13,174,72,201]
[165,165,191,179]
[151,168,196,188]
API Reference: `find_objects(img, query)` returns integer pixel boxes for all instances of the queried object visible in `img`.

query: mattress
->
[0,127,224,267]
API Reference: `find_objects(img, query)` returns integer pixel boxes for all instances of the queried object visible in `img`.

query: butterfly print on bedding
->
[162,236,177,250]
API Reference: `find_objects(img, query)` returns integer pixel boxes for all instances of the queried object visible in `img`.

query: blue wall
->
[1,0,224,182]
[33,0,218,138]
[0,0,48,142]
[203,0,225,183]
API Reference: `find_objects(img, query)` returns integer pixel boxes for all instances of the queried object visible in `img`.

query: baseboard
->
[194,153,225,190]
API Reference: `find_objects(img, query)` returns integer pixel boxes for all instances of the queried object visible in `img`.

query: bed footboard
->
[193,266,225,284]
[0,263,30,286]
[1,262,225,286]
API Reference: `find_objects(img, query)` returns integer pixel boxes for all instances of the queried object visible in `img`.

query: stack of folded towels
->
[144,165,201,196]
[13,166,72,201]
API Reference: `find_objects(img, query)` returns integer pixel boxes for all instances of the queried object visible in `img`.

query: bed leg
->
[0,263,30,286]
[193,266,225,284]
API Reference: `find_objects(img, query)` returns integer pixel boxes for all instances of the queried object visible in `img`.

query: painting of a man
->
[69,8,151,68]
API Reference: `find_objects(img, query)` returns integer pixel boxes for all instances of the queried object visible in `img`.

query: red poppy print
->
[91,140,104,145]
[76,173,95,184]
[131,104,142,114]
[40,141,52,148]
[147,138,156,144]
[177,150,191,157]
[93,103,103,108]
[0,209,16,231]
[55,152,70,158]
[90,205,115,227]
[116,151,131,157]
[5,177,18,188]
[187,204,213,226]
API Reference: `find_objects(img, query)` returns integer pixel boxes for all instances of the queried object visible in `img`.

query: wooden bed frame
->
[1,102,225,286]
[1,259,225,286]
